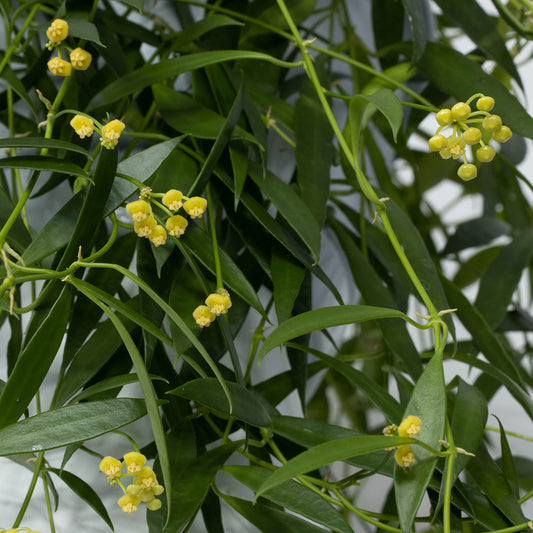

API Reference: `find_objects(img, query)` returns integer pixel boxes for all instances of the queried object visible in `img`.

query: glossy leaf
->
[64,19,104,46]
[0,287,70,428]
[395,351,446,533]
[224,465,354,533]
[258,305,410,365]
[401,0,428,62]
[255,435,412,500]
[87,50,292,110]
[47,467,113,530]
[0,399,147,455]
[222,493,337,533]
[169,378,271,428]
[475,227,533,329]
[0,137,89,156]
[0,156,89,178]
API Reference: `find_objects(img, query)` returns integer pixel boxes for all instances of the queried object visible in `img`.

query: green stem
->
[0,3,40,77]
[332,488,404,533]
[42,472,56,533]
[12,452,46,527]
[206,185,223,290]
[442,419,457,533]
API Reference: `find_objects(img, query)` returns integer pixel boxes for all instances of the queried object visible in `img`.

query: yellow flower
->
[149,225,167,247]
[70,48,92,71]
[398,415,422,438]
[166,215,188,237]
[134,215,156,237]
[100,119,125,149]
[47,57,71,77]
[99,456,122,479]
[137,466,157,488]
[126,199,151,222]
[193,305,216,327]
[394,445,416,467]
[118,494,141,514]
[183,196,207,218]
[446,135,465,160]
[493,125,512,143]
[123,451,146,473]
[46,19,68,42]
[205,290,232,316]
[162,189,183,211]
[70,115,94,139]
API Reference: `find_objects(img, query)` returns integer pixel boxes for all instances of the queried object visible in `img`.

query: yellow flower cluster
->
[99,451,164,514]
[428,95,512,181]
[383,415,421,468]
[124,189,207,247]
[45,19,92,76]
[193,288,232,327]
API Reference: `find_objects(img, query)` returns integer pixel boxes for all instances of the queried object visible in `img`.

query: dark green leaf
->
[494,416,519,498]
[47,467,113,530]
[0,287,71,428]
[0,137,89,156]
[255,435,412,500]
[395,351,446,533]
[65,19,104,46]
[401,0,428,62]
[169,378,271,428]
[0,156,89,178]
[258,305,410,365]
[433,0,522,86]
[87,50,290,111]
[224,465,354,533]
[222,493,337,533]
[475,228,533,329]
[0,399,147,455]
[418,42,533,140]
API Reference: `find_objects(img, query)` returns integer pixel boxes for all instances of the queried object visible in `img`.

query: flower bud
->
[47,57,71,77]
[70,48,92,71]
[476,96,495,112]
[492,125,512,143]
[46,19,68,42]
[457,163,477,181]
[451,102,471,122]
[436,108,453,126]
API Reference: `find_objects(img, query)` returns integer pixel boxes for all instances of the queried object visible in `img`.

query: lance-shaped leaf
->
[0,287,70,428]
[395,352,446,533]
[0,137,89,155]
[0,399,147,455]
[225,465,354,533]
[0,155,89,178]
[169,378,271,428]
[258,305,410,365]
[254,435,413,500]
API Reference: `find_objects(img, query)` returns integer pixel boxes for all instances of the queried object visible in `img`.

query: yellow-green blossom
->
[100,119,125,149]
[46,19,68,42]
[70,115,94,139]
[47,57,71,76]
[70,48,92,70]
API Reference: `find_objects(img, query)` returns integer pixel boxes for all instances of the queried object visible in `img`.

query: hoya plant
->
[0,0,532,532]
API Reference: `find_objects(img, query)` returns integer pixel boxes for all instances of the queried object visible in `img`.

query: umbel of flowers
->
[124,188,207,248]
[99,451,164,514]
[383,415,422,467]
[45,19,92,76]
[428,94,512,181]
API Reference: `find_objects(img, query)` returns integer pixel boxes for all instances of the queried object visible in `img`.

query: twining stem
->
[0,76,71,250]
[42,473,56,533]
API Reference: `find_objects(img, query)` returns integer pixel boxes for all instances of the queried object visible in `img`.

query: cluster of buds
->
[46,19,92,76]
[125,188,207,247]
[428,95,512,181]
[383,415,422,467]
[193,288,232,327]
[99,451,164,514]
[70,115,125,149]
